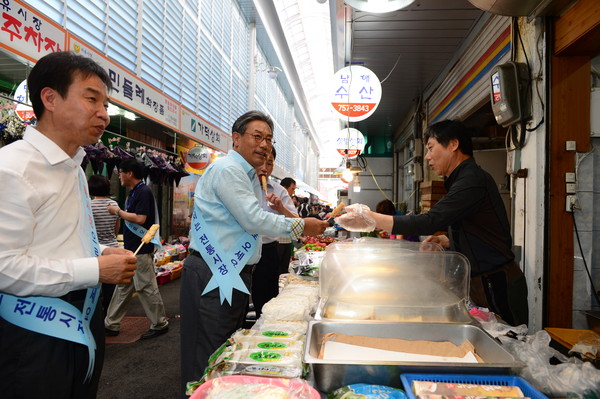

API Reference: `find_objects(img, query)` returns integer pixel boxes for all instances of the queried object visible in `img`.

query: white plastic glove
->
[334,203,376,232]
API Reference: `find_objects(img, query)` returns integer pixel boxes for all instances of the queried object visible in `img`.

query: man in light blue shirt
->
[179,111,327,394]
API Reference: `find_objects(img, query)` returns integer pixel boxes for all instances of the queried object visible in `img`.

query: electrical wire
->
[571,144,600,306]
[380,54,401,84]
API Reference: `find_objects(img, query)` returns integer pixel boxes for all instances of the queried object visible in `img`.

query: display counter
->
[187,238,561,398]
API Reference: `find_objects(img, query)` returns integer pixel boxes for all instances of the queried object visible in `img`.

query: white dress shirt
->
[261,179,298,244]
[0,126,100,297]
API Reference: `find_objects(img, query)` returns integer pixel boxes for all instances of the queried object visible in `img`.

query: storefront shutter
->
[426,15,511,123]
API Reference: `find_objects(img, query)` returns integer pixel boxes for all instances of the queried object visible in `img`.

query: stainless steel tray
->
[314,297,474,323]
[304,320,523,393]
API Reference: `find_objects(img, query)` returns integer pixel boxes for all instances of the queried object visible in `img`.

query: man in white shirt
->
[251,147,298,318]
[0,51,137,398]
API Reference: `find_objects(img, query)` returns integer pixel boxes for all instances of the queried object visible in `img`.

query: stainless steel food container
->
[304,320,524,393]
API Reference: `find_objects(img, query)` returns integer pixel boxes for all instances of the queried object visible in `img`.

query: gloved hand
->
[334,203,376,232]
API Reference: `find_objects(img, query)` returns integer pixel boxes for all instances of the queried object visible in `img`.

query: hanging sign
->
[14,80,35,121]
[336,128,365,159]
[180,107,231,153]
[0,0,66,63]
[69,37,179,131]
[186,146,211,170]
[330,65,382,122]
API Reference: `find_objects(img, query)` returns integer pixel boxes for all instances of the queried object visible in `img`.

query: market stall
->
[186,237,600,399]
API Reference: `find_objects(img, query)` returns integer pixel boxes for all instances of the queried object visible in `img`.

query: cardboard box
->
[421,193,445,201]
[420,200,437,208]
[412,381,524,397]
[318,332,482,363]
[420,180,446,194]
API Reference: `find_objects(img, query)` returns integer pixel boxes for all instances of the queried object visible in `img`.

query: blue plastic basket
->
[400,373,548,399]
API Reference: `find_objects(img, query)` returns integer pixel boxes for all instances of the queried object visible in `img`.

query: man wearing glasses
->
[179,110,328,395]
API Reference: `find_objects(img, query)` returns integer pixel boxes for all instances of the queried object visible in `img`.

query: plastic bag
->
[190,375,320,398]
[328,383,407,399]
[334,203,376,232]
[469,305,528,338]
[498,330,600,398]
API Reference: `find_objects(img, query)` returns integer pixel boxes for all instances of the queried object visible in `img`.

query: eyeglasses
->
[247,133,275,145]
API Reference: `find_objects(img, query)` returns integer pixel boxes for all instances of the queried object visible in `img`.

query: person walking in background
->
[179,110,328,396]
[0,51,137,398]
[280,176,296,199]
[105,158,169,339]
[252,147,298,318]
[89,174,121,315]
[298,196,310,218]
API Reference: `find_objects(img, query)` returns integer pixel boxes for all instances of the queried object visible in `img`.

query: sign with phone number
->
[330,65,381,122]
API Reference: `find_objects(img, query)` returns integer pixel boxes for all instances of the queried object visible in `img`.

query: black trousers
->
[251,241,280,318]
[0,293,105,399]
[470,261,529,326]
[276,242,292,275]
[179,251,253,398]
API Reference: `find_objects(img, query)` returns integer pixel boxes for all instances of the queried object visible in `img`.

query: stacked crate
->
[420,180,446,212]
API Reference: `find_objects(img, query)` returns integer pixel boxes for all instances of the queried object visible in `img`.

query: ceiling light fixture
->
[266,65,282,80]
[344,0,416,13]
[255,56,283,80]
[123,111,136,121]
[334,156,363,183]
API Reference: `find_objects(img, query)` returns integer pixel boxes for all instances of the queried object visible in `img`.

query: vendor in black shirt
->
[337,120,528,327]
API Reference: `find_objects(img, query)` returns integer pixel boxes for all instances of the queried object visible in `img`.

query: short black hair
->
[375,199,396,215]
[119,158,144,180]
[271,146,277,160]
[280,177,296,188]
[231,110,274,137]
[423,120,474,157]
[88,174,112,197]
[27,51,111,120]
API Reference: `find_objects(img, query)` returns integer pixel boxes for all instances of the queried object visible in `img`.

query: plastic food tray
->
[400,373,548,399]
[190,375,320,398]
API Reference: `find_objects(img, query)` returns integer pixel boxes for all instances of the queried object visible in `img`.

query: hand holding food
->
[98,254,137,284]
[334,203,376,232]
[133,224,160,256]
[302,217,329,236]
[261,175,268,193]
[329,202,345,218]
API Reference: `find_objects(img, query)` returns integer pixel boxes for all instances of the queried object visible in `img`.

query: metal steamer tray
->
[313,294,475,324]
[304,320,524,393]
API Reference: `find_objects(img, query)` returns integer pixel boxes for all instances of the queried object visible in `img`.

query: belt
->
[262,241,279,248]
[189,249,255,272]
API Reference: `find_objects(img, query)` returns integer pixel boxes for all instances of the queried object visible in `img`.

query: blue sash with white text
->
[124,187,162,251]
[124,220,162,251]
[190,205,258,305]
[0,169,101,382]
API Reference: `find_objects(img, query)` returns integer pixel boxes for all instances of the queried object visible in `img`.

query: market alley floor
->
[98,277,181,399]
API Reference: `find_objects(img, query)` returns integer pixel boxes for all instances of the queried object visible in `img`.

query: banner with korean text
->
[180,106,231,153]
[68,35,180,131]
[0,0,65,62]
